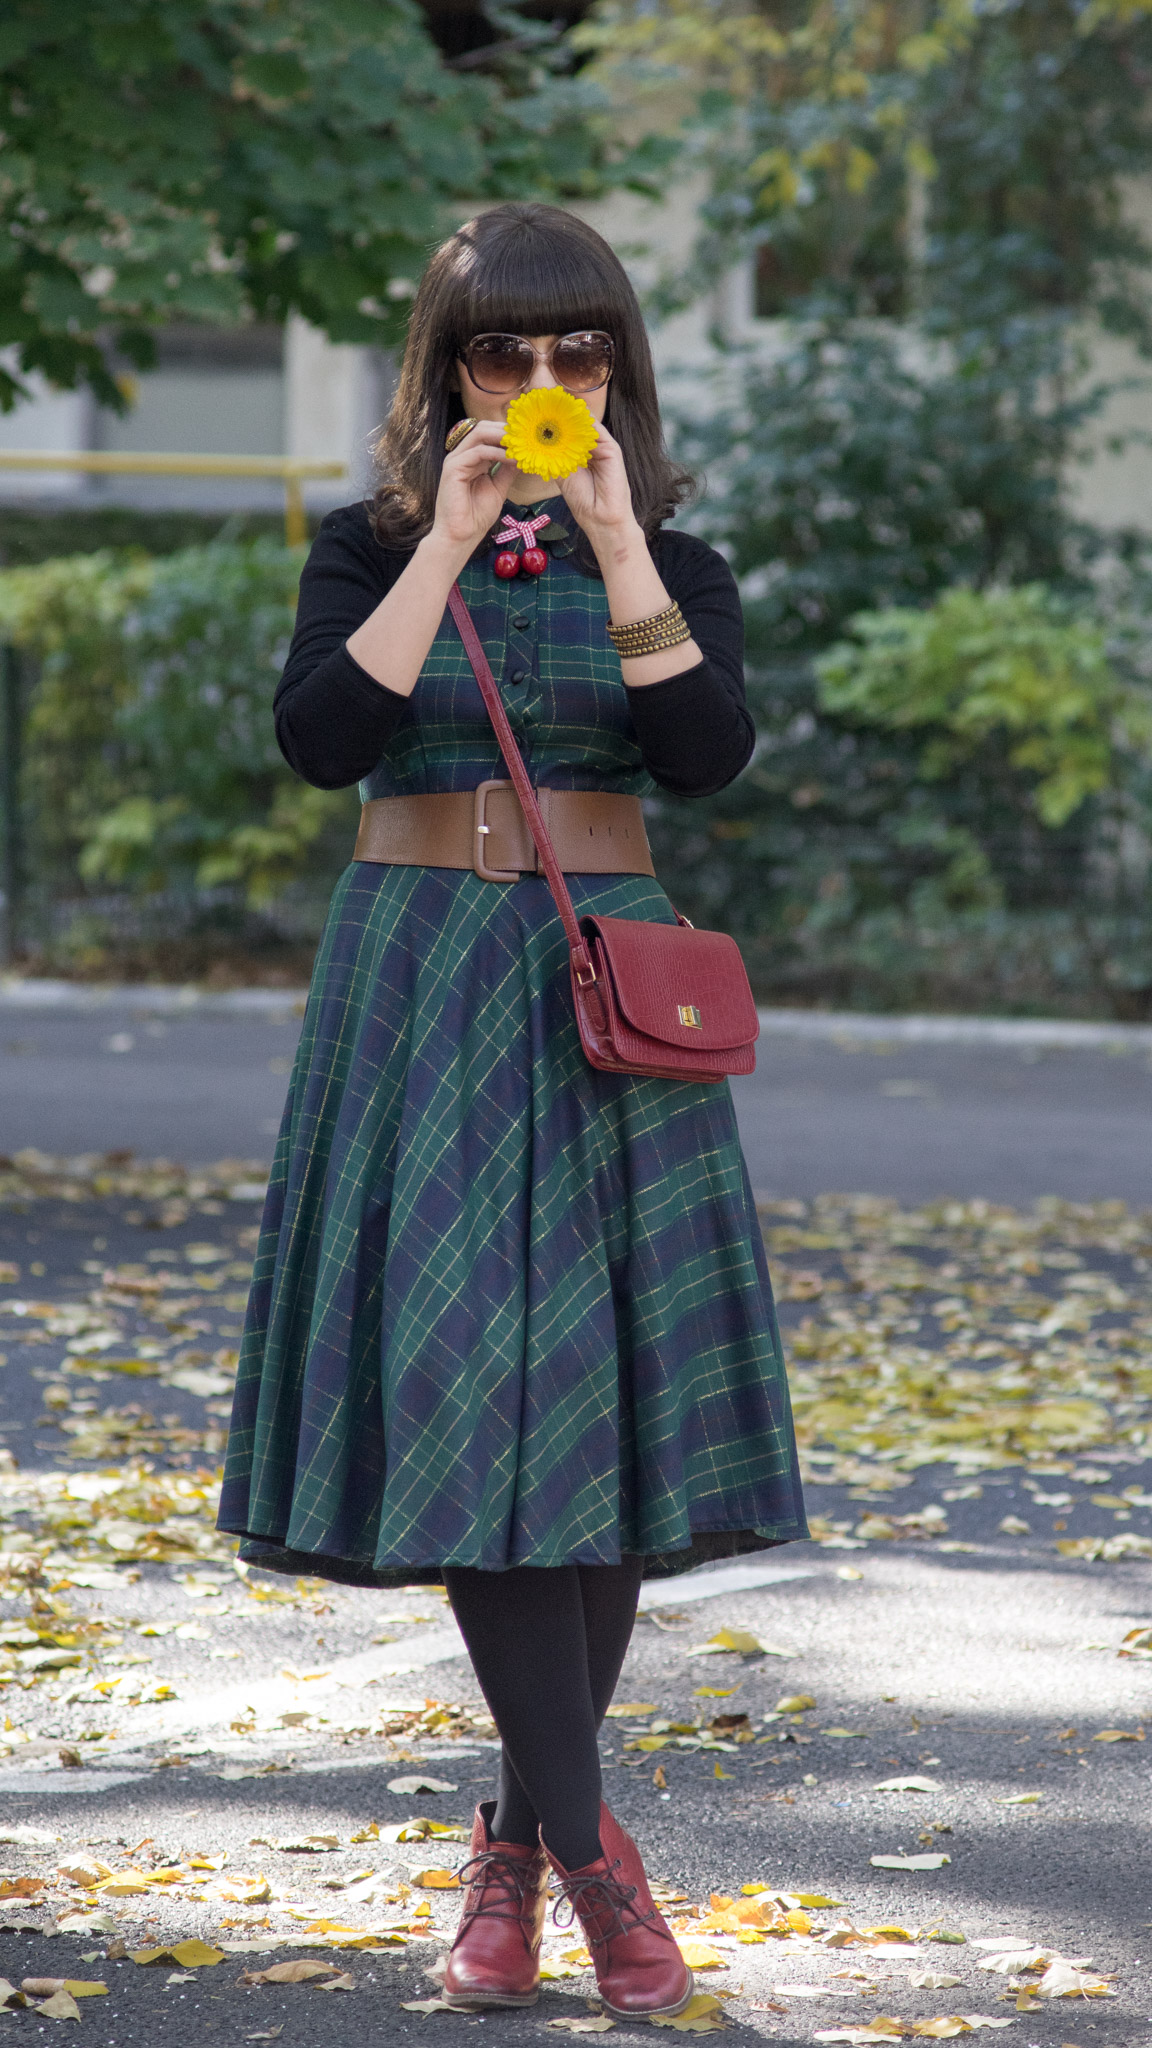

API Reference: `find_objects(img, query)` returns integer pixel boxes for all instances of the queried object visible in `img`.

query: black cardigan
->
[274,501,753,799]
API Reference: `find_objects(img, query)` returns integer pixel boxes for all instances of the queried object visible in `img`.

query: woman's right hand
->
[429,420,515,555]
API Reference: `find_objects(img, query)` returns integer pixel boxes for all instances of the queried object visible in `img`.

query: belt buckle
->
[473,780,522,883]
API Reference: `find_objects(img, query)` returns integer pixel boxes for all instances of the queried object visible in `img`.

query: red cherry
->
[520,547,547,577]
[493,550,520,579]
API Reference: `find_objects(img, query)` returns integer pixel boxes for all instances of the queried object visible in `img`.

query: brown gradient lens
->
[551,332,614,394]
[464,334,537,395]
[463,331,615,396]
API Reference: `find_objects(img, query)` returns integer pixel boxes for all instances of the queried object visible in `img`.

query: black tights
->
[442,1557,644,1872]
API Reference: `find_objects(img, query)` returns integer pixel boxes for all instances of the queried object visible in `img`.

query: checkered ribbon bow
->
[492,512,551,550]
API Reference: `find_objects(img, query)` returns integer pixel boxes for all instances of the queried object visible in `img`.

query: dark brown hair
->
[369,203,694,559]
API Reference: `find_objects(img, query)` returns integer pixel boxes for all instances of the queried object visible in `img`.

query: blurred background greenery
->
[2,0,1152,1012]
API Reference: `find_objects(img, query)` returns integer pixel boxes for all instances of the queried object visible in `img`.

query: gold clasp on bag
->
[677,1004,702,1029]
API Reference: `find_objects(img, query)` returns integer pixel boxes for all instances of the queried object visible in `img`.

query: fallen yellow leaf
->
[240,1962,347,1986]
[1033,1960,1115,1999]
[1092,1728,1143,1742]
[675,1941,727,1970]
[775,1695,816,1713]
[412,1868,460,1889]
[129,1941,225,1968]
[651,1992,728,2032]
[693,1630,767,1656]
[34,1990,81,2021]
[21,1982,107,2000]
[546,2020,617,2034]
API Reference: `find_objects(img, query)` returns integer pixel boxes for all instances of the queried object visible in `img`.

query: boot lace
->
[457,1848,541,1938]
[552,1858,660,1947]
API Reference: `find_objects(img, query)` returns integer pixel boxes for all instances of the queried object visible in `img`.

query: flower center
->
[536,422,558,442]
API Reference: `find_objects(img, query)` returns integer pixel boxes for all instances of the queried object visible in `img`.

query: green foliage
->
[0,539,354,912]
[0,0,651,411]
[816,584,1134,826]
[645,602,1152,1016]
[0,507,293,568]
[604,0,1152,1015]
[652,330,1152,1015]
[677,323,1075,651]
[582,0,1152,341]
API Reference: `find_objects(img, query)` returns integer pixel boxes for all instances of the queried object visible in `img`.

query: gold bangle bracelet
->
[606,601,692,659]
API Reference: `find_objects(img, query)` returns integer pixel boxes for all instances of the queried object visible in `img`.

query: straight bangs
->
[441,231,629,356]
[371,202,694,555]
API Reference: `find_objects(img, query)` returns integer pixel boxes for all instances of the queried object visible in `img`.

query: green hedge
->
[2,531,1150,1013]
[647,576,1152,1017]
[0,539,357,951]
[0,507,303,568]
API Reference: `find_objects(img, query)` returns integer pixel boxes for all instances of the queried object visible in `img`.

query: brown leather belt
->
[354,783,655,882]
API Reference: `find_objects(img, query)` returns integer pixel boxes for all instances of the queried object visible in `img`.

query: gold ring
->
[445,418,479,454]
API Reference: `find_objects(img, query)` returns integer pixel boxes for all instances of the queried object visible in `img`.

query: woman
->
[219,201,806,2021]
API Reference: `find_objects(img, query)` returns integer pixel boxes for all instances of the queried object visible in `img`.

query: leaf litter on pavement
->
[0,1160,1141,2025]
[759,1193,1152,1549]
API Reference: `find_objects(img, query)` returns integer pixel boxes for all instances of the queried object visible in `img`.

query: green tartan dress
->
[218,524,807,1586]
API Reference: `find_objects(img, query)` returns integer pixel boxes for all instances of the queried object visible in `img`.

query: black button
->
[509,667,530,685]
[512,613,531,630]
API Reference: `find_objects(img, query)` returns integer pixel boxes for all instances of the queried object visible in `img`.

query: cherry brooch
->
[492,512,550,579]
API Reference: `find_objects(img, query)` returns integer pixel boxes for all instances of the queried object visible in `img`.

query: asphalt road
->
[0,1000,1148,2044]
[2,994,1151,1204]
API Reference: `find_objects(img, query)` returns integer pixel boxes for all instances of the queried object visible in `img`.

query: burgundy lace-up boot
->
[542,1803,694,2020]
[442,1801,550,2009]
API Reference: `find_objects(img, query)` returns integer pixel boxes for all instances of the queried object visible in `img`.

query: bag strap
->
[447,582,597,985]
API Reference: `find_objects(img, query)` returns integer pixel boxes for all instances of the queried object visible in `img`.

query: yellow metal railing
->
[0,450,347,546]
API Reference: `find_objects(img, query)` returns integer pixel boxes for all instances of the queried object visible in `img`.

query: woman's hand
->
[560,423,642,549]
[430,420,516,556]
[347,420,514,697]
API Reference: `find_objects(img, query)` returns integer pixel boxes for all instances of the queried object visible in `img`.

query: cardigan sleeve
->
[273,505,754,799]
[623,531,754,799]
[273,504,415,789]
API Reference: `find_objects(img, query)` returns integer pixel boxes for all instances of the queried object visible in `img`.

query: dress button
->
[512,614,531,630]
[509,667,530,685]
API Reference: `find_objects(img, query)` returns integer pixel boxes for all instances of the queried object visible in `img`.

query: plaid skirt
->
[217,859,807,1585]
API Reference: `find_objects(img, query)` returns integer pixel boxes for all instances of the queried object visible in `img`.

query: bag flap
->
[584,916,760,1052]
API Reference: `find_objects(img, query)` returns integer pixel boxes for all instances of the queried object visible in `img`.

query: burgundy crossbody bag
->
[448,583,759,1084]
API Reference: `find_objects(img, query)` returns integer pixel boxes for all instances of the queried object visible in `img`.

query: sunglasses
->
[461,330,615,398]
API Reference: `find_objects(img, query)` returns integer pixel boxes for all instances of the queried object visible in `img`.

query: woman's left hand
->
[560,423,641,547]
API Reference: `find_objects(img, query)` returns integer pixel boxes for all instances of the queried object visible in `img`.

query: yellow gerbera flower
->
[501,386,599,481]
